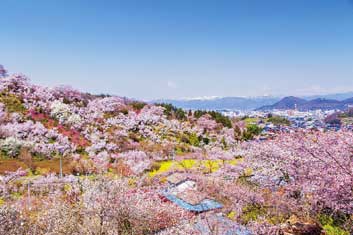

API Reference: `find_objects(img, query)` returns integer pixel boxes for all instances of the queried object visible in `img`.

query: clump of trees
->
[179,132,201,147]
[194,110,232,128]
[130,101,147,111]
[243,124,263,140]
[267,114,290,126]
[156,103,186,120]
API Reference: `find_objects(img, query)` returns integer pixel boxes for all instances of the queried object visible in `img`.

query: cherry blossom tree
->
[243,131,353,214]
[197,114,218,131]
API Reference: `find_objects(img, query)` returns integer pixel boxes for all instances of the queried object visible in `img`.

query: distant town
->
[220,105,353,139]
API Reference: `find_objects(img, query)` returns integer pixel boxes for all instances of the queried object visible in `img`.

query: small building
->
[166,173,189,186]
[161,177,223,213]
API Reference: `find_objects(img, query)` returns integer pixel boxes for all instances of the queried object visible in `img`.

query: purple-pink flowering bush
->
[243,131,353,214]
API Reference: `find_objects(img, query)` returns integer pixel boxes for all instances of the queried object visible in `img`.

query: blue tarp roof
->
[162,191,223,212]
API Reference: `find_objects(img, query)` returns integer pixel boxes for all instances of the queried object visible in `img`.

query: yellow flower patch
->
[148,158,242,177]
[227,211,236,220]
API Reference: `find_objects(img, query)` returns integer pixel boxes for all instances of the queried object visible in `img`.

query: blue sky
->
[1,0,353,100]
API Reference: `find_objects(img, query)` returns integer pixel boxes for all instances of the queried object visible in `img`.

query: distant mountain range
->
[153,96,280,111]
[257,96,353,111]
[153,92,353,111]
[303,91,353,101]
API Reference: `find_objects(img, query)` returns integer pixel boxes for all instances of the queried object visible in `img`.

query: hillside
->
[0,74,243,167]
[0,71,352,235]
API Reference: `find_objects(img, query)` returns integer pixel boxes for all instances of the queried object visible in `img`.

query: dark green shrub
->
[243,124,262,140]
[194,110,232,128]
[130,101,146,111]
[156,103,186,120]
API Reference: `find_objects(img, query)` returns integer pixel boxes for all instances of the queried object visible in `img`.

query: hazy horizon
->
[1,0,353,100]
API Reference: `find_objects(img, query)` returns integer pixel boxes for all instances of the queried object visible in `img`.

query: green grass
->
[323,225,349,235]
[0,93,26,113]
[241,203,267,224]
[319,214,350,235]
[243,117,258,125]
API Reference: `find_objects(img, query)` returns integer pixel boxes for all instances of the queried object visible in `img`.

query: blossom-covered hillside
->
[0,68,352,234]
[0,72,241,172]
